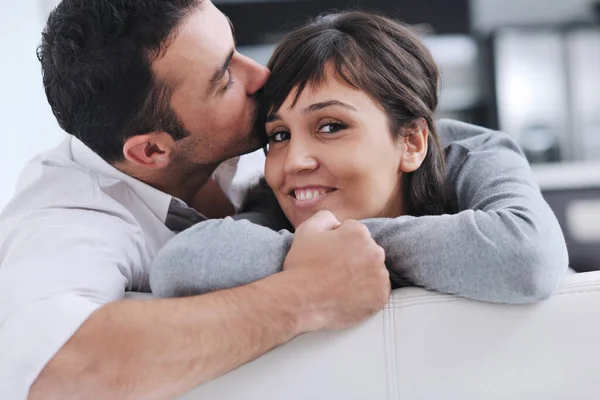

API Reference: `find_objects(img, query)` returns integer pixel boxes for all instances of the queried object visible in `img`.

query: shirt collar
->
[69,136,173,224]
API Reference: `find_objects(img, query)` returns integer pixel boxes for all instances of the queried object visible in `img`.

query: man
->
[0,0,567,399]
[0,1,390,399]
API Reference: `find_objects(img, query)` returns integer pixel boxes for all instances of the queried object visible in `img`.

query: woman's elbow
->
[149,248,189,298]
[512,239,569,303]
[149,239,212,298]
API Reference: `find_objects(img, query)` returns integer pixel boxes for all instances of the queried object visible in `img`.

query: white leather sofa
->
[168,271,600,400]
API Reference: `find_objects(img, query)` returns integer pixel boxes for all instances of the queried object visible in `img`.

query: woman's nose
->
[284,137,319,174]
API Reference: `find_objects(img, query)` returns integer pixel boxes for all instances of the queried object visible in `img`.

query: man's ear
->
[399,118,429,173]
[122,132,176,169]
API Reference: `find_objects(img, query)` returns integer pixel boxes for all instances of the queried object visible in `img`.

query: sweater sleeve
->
[149,216,293,297]
[362,121,569,303]
[150,178,294,298]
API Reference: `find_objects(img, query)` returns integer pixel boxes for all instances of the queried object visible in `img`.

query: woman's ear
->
[399,118,429,173]
[122,132,176,170]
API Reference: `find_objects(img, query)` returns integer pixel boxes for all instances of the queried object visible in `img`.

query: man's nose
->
[242,55,270,96]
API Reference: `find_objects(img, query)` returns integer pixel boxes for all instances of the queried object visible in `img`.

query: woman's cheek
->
[264,155,277,188]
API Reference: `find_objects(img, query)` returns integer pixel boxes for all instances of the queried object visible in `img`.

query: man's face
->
[153,1,270,166]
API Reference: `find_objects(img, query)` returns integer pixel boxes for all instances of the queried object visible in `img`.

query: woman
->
[150,11,568,303]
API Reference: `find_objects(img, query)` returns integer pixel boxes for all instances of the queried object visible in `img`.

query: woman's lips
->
[290,187,336,208]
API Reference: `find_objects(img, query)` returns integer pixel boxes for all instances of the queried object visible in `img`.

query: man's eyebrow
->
[226,14,236,43]
[266,101,358,123]
[207,15,237,95]
[208,49,234,95]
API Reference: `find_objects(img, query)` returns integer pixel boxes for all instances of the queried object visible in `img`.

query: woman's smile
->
[290,186,337,209]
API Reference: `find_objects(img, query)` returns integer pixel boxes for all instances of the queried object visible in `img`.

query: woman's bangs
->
[264,37,364,117]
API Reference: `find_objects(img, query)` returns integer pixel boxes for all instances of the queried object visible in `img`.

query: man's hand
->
[283,210,391,332]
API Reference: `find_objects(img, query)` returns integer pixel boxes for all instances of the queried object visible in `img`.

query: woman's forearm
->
[151,208,566,305]
[363,211,567,304]
[150,217,293,297]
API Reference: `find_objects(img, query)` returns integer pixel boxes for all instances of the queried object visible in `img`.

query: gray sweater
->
[150,120,569,304]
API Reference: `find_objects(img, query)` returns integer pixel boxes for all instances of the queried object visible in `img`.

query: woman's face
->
[264,73,411,228]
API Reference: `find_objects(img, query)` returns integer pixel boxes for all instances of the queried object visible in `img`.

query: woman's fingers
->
[297,210,342,233]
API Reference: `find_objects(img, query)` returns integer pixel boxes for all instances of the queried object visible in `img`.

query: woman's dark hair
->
[258,11,446,216]
[37,0,202,163]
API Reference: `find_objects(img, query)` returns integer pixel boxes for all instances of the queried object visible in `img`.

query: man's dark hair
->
[259,11,446,217]
[37,0,202,163]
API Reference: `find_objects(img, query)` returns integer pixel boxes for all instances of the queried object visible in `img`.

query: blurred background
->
[0,0,598,270]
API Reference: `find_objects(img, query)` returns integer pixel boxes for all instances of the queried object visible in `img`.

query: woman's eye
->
[269,131,291,143]
[318,122,347,134]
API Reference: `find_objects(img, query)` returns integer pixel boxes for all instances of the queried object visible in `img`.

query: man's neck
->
[115,162,218,206]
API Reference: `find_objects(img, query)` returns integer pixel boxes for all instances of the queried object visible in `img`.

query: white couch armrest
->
[389,271,600,400]
[180,271,600,400]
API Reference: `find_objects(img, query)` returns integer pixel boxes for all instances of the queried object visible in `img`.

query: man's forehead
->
[225,14,236,41]
[151,4,235,90]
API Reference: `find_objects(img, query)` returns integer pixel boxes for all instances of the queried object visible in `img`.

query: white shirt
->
[0,136,242,399]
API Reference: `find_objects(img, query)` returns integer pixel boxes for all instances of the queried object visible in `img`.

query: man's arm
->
[31,272,316,400]
[3,211,387,400]
[31,279,301,400]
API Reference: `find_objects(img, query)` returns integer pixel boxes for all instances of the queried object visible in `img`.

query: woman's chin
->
[285,190,338,228]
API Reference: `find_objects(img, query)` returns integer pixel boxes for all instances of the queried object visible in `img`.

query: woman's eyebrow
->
[302,100,357,114]
[266,114,281,123]
[266,100,357,123]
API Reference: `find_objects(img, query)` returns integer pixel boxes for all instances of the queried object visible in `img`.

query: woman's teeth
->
[294,188,330,201]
